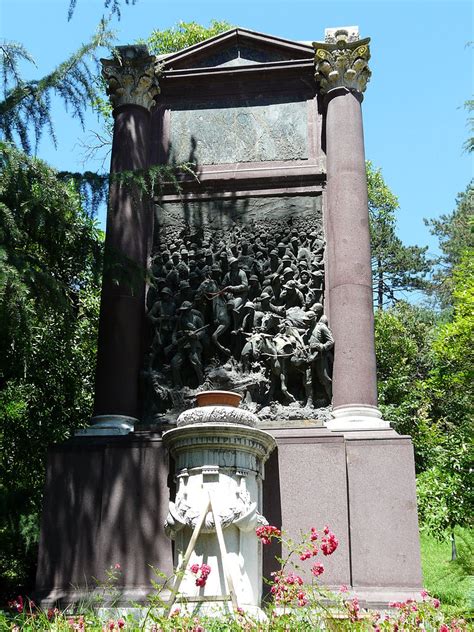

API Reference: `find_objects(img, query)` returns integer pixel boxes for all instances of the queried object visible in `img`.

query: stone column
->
[87,46,160,434]
[314,28,389,431]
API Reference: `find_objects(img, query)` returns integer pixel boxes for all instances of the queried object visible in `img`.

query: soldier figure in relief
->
[169,301,207,388]
[306,303,334,405]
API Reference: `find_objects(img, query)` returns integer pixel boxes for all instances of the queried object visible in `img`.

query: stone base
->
[262,426,423,606]
[35,431,173,607]
[75,415,136,436]
[326,405,391,431]
[35,426,422,609]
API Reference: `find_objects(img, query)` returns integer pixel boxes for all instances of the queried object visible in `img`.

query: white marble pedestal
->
[163,402,276,613]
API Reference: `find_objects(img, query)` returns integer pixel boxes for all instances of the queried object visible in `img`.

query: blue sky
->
[2,0,473,257]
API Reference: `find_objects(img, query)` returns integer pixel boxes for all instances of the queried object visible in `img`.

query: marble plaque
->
[168,97,308,165]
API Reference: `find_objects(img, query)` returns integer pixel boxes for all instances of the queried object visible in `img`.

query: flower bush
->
[0,528,469,631]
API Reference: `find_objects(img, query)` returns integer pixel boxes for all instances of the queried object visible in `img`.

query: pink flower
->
[171,607,180,617]
[433,598,440,609]
[190,563,200,574]
[310,527,319,541]
[339,584,348,593]
[311,563,324,577]
[114,563,121,570]
[439,626,449,632]
[345,597,361,623]
[421,589,429,599]
[299,550,312,561]
[255,525,281,545]
[117,618,125,628]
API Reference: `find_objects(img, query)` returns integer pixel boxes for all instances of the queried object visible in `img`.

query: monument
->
[35,26,423,610]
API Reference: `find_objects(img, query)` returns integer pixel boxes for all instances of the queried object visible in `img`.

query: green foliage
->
[463,98,474,154]
[426,182,474,308]
[0,20,114,153]
[0,142,102,595]
[68,0,137,22]
[420,529,473,612]
[374,303,439,470]
[145,20,233,56]
[367,161,432,309]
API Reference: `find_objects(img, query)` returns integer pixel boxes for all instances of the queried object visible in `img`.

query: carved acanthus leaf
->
[101,45,161,111]
[313,30,371,95]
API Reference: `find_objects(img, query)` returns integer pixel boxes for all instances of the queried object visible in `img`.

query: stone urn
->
[162,391,276,613]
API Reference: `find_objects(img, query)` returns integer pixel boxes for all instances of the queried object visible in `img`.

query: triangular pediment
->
[161,28,314,70]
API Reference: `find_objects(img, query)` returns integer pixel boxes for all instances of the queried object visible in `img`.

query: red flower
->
[8,596,24,613]
[311,563,324,577]
[117,618,125,628]
[320,529,339,556]
[190,562,211,587]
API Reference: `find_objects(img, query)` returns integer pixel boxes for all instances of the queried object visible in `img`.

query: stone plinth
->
[263,426,423,608]
[35,432,173,606]
[163,403,276,612]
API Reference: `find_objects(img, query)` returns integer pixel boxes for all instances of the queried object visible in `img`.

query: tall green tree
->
[0,142,102,595]
[425,181,473,308]
[416,251,473,546]
[145,20,233,55]
[0,21,114,154]
[367,161,433,310]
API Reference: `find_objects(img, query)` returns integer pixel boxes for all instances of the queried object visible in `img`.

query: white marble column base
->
[325,405,391,432]
[75,415,136,436]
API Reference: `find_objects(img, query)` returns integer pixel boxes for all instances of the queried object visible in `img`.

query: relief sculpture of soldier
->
[145,216,334,415]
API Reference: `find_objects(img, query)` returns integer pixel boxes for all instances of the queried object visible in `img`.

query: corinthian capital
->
[101,45,160,111]
[313,27,371,95]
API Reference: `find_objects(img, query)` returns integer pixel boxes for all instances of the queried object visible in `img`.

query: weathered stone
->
[101,45,161,111]
[169,96,308,164]
[163,406,276,612]
[144,194,330,421]
[314,29,371,95]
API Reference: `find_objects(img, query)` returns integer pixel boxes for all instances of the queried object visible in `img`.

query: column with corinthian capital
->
[85,45,160,434]
[314,28,389,431]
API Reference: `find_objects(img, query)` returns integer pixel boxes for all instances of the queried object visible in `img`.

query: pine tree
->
[367,161,433,310]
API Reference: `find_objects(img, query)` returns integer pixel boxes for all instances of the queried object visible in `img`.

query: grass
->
[420,527,473,617]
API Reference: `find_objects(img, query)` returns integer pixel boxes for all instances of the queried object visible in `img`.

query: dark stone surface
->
[192,43,293,68]
[145,194,330,421]
[169,95,308,164]
[325,89,378,409]
[35,429,422,607]
[94,105,152,419]
[35,435,173,605]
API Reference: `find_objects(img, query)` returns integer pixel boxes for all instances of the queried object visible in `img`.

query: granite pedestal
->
[36,426,422,608]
